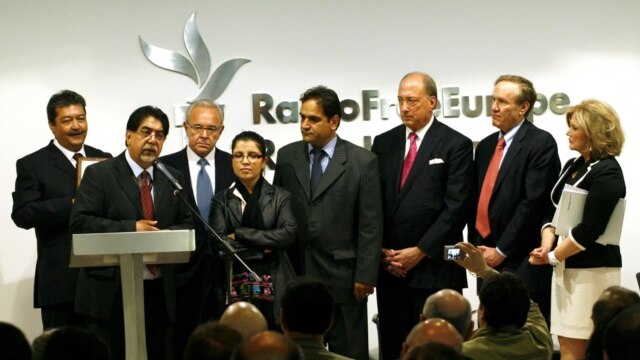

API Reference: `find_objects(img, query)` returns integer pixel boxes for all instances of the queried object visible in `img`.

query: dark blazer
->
[210,180,297,321]
[11,140,111,308]
[371,120,472,289]
[469,120,560,291]
[549,156,625,269]
[273,138,383,304]
[69,152,193,321]
[159,147,234,282]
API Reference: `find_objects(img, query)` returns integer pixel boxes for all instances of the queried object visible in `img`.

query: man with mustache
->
[12,90,111,330]
[160,100,234,359]
[273,85,383,359]
[70,106,193,359]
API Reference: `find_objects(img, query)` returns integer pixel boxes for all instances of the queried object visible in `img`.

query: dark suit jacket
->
[469,120,560,291]
[210,180,297,321]
[12,140,111,308]
[273,138,383,304]
[549,156,625,269]
[159,147,234,284]
[69,152,193,321]
[371,120,472,289]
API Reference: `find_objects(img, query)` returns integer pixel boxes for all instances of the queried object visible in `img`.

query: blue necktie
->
[197,158,213,220]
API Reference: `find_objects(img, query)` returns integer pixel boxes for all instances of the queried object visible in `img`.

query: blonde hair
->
[566,99,624,158]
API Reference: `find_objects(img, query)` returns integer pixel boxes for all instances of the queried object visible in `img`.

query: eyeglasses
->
[185,122,222,135]
[137,127,166,141]
[232,152,264,162]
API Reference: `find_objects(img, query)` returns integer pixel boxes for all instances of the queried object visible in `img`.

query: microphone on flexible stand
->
[152,160,184,191]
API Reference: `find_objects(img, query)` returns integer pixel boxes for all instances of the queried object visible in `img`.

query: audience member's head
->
[32,328,58,360]
[422,289,473,340]
[586,286,640,360]
[404,342,464,360]
[233,331,303,360]
[184,321,243,360]
[220,302,268,340]
[280,277,334,337]
[42,326,109,360]
[401,318,463,359]
[478,271,530,329]
[0,322,31,360]
[603,304,640,360]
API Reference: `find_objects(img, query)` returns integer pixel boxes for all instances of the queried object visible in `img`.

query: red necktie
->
[140,171,158,274]
[475,137,506,238]
[401,132,418,189]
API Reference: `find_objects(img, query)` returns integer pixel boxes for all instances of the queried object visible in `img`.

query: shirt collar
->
[501,119,525,145]
[125,149,154,180]
[186,145,216,163]
[307,135,338,159]
[405,114,435,139]
[53,139,85,161]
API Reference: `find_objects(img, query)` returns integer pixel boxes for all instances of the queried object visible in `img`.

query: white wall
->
[2,0,640,344]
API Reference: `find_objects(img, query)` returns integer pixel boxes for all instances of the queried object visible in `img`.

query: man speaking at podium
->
[70,106,193,360]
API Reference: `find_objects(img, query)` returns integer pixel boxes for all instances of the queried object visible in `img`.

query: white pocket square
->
[429,158,444,165]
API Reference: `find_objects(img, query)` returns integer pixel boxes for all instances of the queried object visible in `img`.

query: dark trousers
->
[41,302,84,330]
[325,301,369,360]
[173,257,225,360]
[377,269,461,360]
[86,279,173,360]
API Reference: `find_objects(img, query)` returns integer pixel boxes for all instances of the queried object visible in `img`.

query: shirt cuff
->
[495,247,506,258]
[568,229,586,251]
[540,222,554,236]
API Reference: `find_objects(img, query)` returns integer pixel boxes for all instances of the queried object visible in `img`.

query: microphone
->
[152,160,184,191]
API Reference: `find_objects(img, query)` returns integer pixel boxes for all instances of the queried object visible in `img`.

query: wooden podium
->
[71,230,195,360]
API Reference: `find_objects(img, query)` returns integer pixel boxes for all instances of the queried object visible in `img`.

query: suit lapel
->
[46,141,76,181]
[401,120,442,192]
[493,121,529,192]
[291,143,312,201]
[114,153,144,219]
[312,138,346,201]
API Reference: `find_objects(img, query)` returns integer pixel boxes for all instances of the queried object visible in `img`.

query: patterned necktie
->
[475,137,507,238]
[400,132,418,189]
[140,170,158,274]
[197,158,213,220]
[140,170,154,220]
[310,149,326,197]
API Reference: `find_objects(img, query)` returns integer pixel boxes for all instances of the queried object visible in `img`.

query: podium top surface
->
[72,229,195,256]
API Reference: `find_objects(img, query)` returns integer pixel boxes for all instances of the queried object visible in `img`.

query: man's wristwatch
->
[548,251,560,266]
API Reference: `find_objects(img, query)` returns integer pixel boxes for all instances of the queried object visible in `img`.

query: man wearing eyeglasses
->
[160,100,234,359]
[371,72,473,360]
[12,90,112,330]
[70,105,194,360]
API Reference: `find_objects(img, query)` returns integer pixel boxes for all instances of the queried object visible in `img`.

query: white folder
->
[552,185,626,245]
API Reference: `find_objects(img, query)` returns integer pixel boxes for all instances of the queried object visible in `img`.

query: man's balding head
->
[401,318,463,359]
[422,289,473,340]
[220,302,268,340]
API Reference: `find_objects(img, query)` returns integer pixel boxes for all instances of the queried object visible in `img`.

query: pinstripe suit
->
[273,137,383,359]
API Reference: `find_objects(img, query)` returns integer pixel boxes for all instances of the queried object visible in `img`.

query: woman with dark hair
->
[210,131,297,329]
[530,99,626,360]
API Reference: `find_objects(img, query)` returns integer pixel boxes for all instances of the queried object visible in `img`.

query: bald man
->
[234,331,303,360]
[401,318,463,359]
[421,289,474,340]
[220,302,268,340]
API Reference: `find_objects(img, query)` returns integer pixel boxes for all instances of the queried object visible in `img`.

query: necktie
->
[140,170,158,275]
[310,149,326,197]
[197,158,213,220]
[73,153,83,167]
[475,137,506,238]
[400,132,418,189]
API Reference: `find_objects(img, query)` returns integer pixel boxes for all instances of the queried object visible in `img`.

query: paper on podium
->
[552,185,626,245]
